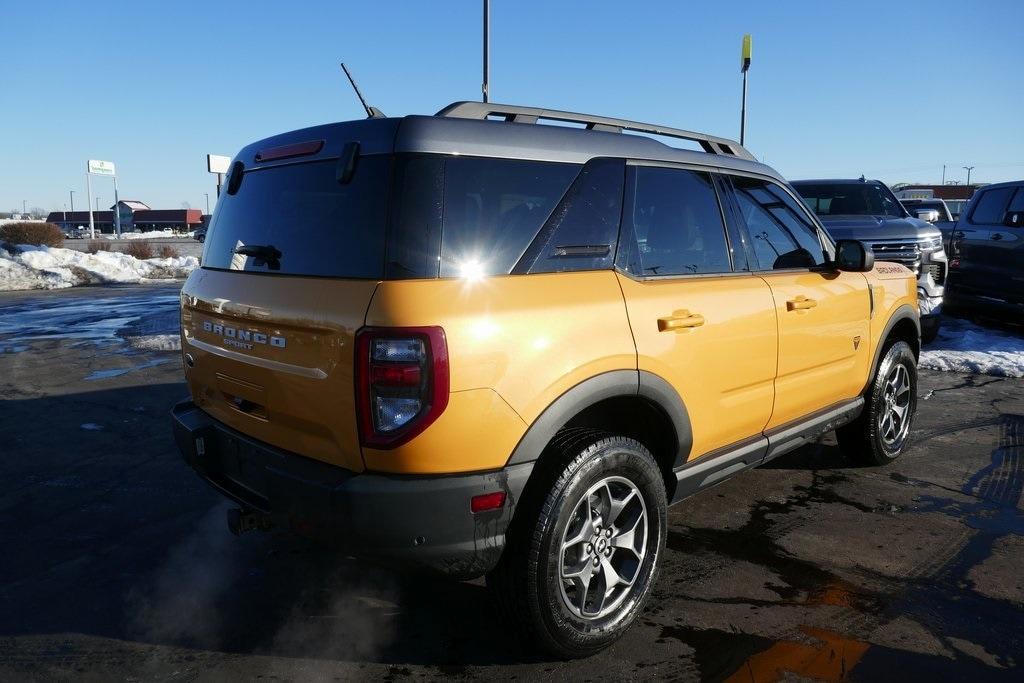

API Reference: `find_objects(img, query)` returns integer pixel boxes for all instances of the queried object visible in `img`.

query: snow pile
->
[0,244,198,291]
[921,317,1024,378]
[127,334,181,351]
[105,230,175,240]
[0,219,44,226]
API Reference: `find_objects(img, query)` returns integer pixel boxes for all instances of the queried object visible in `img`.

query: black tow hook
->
[227,507,274,536]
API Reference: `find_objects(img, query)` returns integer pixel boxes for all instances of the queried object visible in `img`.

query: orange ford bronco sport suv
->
[172,102,920,657]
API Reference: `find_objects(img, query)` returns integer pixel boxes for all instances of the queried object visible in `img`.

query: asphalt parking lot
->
[1,283,1022,681]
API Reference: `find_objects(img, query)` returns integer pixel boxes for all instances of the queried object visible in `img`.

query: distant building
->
[113,200,151,229]
[47,201,203,235]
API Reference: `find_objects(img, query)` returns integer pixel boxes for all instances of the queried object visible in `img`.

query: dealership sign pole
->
[86,159,118,238]
[740,34,752,146]
[207,154,231,198]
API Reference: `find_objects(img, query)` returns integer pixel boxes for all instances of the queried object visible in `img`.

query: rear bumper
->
[171,400,532,579]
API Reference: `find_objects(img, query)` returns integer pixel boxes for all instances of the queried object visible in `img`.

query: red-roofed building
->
[47,201,203,235]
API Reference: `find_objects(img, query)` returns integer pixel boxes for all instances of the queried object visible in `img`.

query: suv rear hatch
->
[180,121,398,472]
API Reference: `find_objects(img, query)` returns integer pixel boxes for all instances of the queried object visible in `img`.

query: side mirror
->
[1004,211,1024,228]
[915,209,940,222]
[834,239,874,272]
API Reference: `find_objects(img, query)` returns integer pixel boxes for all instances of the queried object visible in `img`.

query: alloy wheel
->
[557,476,648,620]
[879,363,912,448]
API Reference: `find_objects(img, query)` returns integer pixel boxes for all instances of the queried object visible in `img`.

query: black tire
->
[837,341,918,466]
[921,317,940,345]
[487,430,667,659]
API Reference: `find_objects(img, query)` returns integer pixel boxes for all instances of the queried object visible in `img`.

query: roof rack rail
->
[435,101,755,161]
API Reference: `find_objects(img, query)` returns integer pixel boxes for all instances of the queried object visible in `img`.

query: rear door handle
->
[658,312,705,332]
[786,295,818,311]
[991,233,1003,241]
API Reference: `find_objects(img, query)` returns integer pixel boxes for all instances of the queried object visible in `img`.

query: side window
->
[518,158,625,274]
[386,156,444,279]
[731,177,827,270]
[1006,188,1024,215]
[617,166,732,277]
[439,158,580,278]
[969,187,1015,225]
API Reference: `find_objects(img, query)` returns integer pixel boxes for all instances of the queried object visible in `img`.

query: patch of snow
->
[0,218,44,226]
[920,317,1024,378]
[80,423,104,431]
[0,243,198,291]
[105,230,176,240]
[127,334,181,352]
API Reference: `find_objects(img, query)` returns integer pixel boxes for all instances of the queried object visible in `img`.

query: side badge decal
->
[853,335,862,350]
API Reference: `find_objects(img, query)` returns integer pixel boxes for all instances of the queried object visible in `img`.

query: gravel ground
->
[1,283,1022,681]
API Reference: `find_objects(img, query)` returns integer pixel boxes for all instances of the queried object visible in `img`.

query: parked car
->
[900,198,953,223]
[193,225,207,242]
[172,102,920,658]
[944,180,1024,316]
[792,178,946,343]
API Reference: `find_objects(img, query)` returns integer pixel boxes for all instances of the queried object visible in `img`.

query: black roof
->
[232,101,782,183]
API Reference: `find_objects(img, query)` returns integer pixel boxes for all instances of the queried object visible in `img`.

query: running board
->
[670,397,864,505]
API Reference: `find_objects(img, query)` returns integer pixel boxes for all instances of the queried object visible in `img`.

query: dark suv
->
[945,180,1024,316]
[793,178,947,342]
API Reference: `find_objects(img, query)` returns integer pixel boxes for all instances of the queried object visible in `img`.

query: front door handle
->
[786,295,818,311]
[991,232,1003,241]
[658,311,705,332]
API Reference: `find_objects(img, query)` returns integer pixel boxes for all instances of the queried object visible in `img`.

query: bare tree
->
[30,206,47,220]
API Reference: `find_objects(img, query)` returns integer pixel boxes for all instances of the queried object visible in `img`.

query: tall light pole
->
[482,0,490,103]
[22,199,26,216]
[740,34,752,146]
[941,165,946,185]
[204,193,210,214]
[70,190,75,213]
[963,166,974,186]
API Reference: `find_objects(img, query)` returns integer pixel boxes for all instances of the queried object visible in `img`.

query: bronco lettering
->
[202,320,286,349]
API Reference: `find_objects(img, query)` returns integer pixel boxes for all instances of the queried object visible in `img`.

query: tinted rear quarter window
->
[203,157,390,278]
[439,158,580,277]
[517,158,625,274]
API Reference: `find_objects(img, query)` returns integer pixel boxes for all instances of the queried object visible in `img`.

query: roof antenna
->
[340,62,385,119]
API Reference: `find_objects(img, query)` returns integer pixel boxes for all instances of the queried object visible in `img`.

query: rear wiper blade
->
[234,244,282,269]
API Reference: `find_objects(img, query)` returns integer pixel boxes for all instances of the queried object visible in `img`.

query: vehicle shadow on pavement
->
[0,383,528,666]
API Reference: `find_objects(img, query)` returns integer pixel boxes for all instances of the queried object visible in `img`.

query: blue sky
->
[2,0,1022,214]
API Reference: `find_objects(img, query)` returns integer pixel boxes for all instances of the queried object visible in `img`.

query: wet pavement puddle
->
[659,416,1024,680]
[0,288,181,378]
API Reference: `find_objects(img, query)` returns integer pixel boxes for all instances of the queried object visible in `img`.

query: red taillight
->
[471,491,507,513]
[355,327,449,449]
[254,139,325,162]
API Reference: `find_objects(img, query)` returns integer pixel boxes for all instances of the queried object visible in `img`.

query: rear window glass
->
[203,157,390,277]
[794,182,905,218]
[439,157,580,277]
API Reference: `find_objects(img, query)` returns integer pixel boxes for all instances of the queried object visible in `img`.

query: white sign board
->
[88,159,116,176]
[207,154,231,174]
